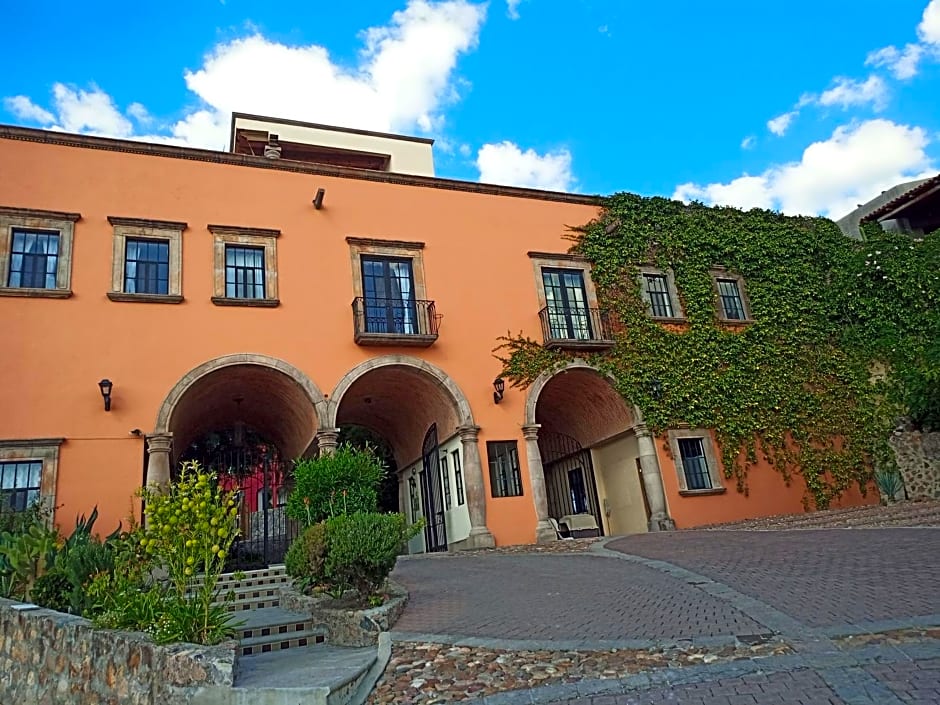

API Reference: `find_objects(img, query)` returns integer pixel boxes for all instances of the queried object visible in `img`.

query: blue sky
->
[3,1,939,218]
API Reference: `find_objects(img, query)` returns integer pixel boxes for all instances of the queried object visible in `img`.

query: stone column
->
[456,425,496,549]
[634,424,676,531]
[316,428,340,456]
[521,424,558,544]
[144,433,173,488]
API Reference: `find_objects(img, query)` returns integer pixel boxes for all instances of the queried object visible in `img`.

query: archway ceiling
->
[535,369,635,448]
[169,364,318,461]
[335,366,459,467]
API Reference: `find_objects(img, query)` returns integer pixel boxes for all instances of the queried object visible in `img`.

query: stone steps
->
[234,606,327,657]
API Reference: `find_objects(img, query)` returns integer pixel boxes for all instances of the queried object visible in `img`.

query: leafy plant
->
[137,461,242,645]
[324,512,420,603]
[284,522,328,592]
[287,445,387,526]
[30,571,72,612]
[0,517,59,600]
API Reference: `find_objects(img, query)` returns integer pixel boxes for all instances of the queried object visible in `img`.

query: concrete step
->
[215,582,282,604]
[234,643,377,705]
[238,627,327,657]
[216,573,290,591]
[225,593,282,612]
[235,606,317,642]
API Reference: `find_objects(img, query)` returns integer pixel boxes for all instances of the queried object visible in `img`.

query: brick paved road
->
[392,553,764,642]
[606,528,940,628]
[387,529,940,705]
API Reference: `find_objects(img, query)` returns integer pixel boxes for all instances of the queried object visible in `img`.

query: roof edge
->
[1,124,601,207]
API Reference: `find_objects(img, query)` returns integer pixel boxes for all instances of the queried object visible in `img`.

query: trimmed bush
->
[284,522,328,590]
[324,512,420,602]
[287,445,386,526]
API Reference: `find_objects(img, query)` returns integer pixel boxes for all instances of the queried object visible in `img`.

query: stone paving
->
[371,526,940,705]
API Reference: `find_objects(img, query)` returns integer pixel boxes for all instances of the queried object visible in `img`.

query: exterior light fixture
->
[649,378,663,401]
[98,379,113,411]
[313,188,326,210]
[493,377,506,404]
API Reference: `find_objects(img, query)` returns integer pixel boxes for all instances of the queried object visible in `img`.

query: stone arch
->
[154,353,327,460]
[525,360,643,444]
[325,355,474,431]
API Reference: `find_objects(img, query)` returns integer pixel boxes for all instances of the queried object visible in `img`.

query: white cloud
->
[4,95,55,124]
[4,0,486,150]
[740,135,756,150]
[507,0,522,20]
[866,0,940,79]
[816,75,888,111]
[126,102,152,125]
[767,111,797,136]
[673,119,936,217]
[458,143,472,157]
[866,44,924,80]
[476,141,574,191]
[917,0,940,44]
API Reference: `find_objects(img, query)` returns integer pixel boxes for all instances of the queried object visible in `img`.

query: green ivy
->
[496,194,939,509]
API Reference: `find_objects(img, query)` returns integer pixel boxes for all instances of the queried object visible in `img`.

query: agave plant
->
[874,469,905,504]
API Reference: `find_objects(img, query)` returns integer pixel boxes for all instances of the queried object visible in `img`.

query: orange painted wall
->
[0,133,875,542]
[655,433,877,528]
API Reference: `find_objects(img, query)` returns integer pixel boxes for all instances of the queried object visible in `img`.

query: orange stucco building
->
[0,115,870,554]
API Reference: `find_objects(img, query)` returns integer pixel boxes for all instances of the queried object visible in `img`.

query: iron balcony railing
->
[538,305,615,350]
[352,297,440,347]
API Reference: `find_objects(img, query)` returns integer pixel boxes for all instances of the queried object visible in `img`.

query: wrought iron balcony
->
[352,297,440,347]
[538,305,615,351]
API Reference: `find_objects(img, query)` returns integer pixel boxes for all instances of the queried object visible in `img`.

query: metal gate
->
[420,424,448,552]
[190,442,299,569]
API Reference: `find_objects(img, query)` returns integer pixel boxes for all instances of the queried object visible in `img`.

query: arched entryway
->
[148,354,326,565]
[325,355,494,552]
[525,361,674,540]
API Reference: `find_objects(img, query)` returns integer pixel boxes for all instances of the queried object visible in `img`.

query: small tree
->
[287,445,386,526]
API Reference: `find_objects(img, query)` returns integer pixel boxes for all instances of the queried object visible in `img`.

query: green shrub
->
[284,522,328,591]
[0,516,59,600]
[287,445,386,526]
[874,469,905,503]
[324,512,421,603]
[30,571,72,612]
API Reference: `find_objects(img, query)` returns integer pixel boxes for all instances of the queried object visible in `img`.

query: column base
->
[535,521,558,544]
[448,527,496,551]
[648,515,677,532]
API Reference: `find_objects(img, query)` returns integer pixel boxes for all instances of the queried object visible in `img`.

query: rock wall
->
[0,598,235,705]
[890,427,940,500]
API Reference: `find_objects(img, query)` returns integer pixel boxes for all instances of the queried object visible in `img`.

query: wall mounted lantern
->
[313,188,326,210]
[98,378,113,411]
[493,377,505,404]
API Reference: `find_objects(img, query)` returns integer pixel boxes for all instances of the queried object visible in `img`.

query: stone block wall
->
[890,427,940,500]
[0,598,235,705]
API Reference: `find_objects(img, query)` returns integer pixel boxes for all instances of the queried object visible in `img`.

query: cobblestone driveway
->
[382,528,940,705]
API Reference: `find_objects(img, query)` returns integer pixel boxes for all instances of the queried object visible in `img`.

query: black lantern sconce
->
[312,188,326,210]
[649,377,663,401]
[98,378,113,411]
[493,377,506,404]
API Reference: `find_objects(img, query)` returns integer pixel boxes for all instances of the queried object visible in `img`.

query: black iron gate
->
[420,424,448,552]
[189,442,299,569]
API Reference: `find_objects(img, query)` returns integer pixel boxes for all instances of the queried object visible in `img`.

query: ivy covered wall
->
[498,193,939,509]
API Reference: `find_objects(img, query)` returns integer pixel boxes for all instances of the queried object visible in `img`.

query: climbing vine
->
[496,193,939,509]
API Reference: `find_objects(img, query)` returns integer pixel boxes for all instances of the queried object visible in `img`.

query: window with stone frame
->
[637,266,684,320]
[0,207,79,298]
[210,225,280,307]
[709,268,753,322]
[0,439,63,518]
[486,441,524,498]
[108,217,185,303]
[667,428,725,495]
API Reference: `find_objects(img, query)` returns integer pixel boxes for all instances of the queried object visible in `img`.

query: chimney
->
[263,133,282,159]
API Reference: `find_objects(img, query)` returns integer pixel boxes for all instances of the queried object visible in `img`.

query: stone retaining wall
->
[280,580,408,647]
[890,427,940,500]
[0,598,235,705]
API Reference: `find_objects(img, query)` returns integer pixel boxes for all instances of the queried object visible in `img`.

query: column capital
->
[633,422,651,438]
[521,424,541,441]
[145,433,173,454]
[317,428,341,454]
[457,424,481,442]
